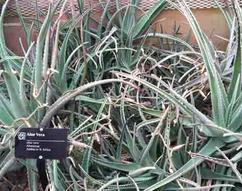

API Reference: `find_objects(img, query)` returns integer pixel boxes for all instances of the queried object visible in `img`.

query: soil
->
[0,168,43,191]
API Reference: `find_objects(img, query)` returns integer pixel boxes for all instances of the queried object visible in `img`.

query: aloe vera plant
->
[2,0,242,190]
[106,1,242,190]
[0,0,136,190]
[82,0,242,190]
[0,0,171,189]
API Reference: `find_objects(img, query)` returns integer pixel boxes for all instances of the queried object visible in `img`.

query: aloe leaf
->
[93,157,142,172]
[75,95,105,105]
[140,108,169,164]
[26,159,38,191]
[215,0,232,30]
[76,0,84,14]
[225,75,241,126]
[19,42,35,108]
[121,0,138,36]
[52,160,64,190]
[145,138,225,191]
[0,152,15,177]
[132,0,167,38]
[0,56,23,63]
[69,166,79,191]
[2,71,27,118]
[97,174,158,191]
[228,100,242,131]
[174,0,228,127]
[15,0,31,46]
[97,0,111,38]
[57,20,80,90]
[217,147,242,184]
[168,184,234,190]
[0,95,14,125]
[34,4,52,96]
[136,33,195,51]
[0,109,13,125]
[40,79,131,126]
[46,20,60,105]
[61,44,85,81]
[228,0,242,101]
[120,100,141,162]
[115,72,221,136]
[231,150,242,162]
[0,0,27,118]
[115,120,126,160]
[201,168,239,182]
[82,99,107,173]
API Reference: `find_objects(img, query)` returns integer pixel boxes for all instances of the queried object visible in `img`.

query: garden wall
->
[3,0,230,55]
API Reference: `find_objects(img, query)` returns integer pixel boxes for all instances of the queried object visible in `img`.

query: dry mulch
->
[0,168,43,191]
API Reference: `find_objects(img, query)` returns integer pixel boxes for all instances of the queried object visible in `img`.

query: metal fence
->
[5,0,242,17]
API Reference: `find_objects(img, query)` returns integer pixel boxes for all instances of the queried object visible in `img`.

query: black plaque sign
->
[15,128,68,159]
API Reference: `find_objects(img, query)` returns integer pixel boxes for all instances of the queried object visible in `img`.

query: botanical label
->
[15,128,68,159]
